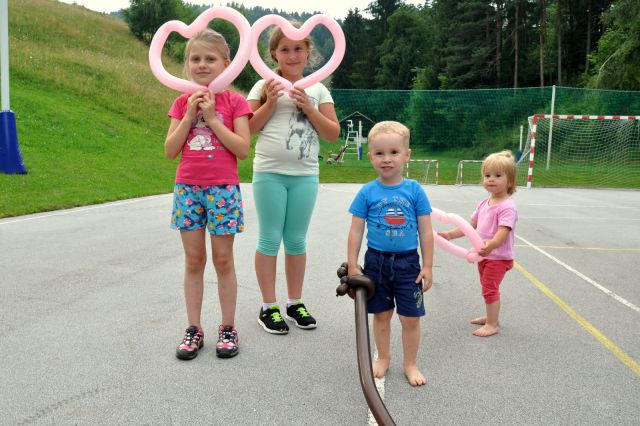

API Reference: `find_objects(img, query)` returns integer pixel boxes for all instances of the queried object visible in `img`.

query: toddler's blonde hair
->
[368,121,410,148]
[482,150,517,195]
[182,29,230,81]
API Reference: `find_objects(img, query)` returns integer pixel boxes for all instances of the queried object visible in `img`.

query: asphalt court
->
[1,184,638,425]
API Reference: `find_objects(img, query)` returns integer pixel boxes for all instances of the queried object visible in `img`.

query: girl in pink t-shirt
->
[438,150,518,337]
[164,29,252,360]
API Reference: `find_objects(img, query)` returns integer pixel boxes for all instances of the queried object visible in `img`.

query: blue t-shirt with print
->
[349,179,432,252]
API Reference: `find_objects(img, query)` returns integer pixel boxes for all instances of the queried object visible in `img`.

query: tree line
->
[121,0,640,91]
[334,0,639,90]
[121,0,330,92]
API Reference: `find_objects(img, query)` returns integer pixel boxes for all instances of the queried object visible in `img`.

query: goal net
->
[455,160,483,185]
[517,114,640,188]
[405,159,439,185]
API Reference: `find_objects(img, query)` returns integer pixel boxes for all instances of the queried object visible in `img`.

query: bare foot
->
[372,358,390,379]
[470,317,500,326]
[404,364,427,387]
[473,323,499,337]
[470,316,487,325]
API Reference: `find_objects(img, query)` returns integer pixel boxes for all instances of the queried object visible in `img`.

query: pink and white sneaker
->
[176,325,204,360]
[216,325,239,358]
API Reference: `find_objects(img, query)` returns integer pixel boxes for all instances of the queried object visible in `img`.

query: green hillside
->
[1,0,242,217]
[0,0,360,218]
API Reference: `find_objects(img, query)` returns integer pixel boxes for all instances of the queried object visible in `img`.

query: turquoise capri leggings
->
[252,172,319,256]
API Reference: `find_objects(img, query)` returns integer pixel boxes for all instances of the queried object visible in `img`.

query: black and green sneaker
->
[285,301,317,329]
[258,305,289,334]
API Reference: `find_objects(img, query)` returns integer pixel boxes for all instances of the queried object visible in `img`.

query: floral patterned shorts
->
[171,184,244,235]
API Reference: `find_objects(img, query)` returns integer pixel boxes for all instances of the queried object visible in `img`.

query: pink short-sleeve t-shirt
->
[471,197,518,260]
[168,90,252,186]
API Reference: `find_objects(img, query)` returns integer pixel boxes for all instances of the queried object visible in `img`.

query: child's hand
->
[264,78,284,105]
[200,91,218,124]
[347,265,363,277]
[186,90,206,120]
[478,240,494,257]
[416,267,433,293]
[437,231,451,240]
[289,87,313,113]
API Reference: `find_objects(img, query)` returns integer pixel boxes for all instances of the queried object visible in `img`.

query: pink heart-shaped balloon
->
[249,14,346,92]
[431,207,484,263]
[149,7,252,94]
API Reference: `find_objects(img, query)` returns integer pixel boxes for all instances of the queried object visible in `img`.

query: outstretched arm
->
[437,218,478,241]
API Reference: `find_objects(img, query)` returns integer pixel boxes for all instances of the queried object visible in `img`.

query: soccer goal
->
[518,114,640,189]
[455,160,483,185]
[405,159,439,184]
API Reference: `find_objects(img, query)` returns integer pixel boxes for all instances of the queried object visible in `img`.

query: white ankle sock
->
[262,302,276,311]
[287,299,301,307]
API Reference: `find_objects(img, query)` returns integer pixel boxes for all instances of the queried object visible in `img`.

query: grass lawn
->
[2,0,637,218]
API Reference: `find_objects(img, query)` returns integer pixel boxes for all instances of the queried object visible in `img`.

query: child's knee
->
[212,251,233,274]
[257,236,281,256]
[185,252,207,272]
[374,309,394,323]
[398,315,420,330]
[283,237,306,255]
[482,286,500,304]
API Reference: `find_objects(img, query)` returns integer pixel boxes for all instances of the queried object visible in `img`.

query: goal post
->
[456,160,483,185]
[405,159,439,184]
[520,114,640,189]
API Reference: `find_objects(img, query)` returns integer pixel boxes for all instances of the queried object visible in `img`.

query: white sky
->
[58,0,426,20]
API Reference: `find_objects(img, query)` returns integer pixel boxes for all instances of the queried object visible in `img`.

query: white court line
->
[516,235,640,313]
[522,203,638,210]
[435,200,638,211]
[366,377,386,426]
[516,245,640,252]
[366,350,385,426]
[520,216,640,221]
[0,194,172,226]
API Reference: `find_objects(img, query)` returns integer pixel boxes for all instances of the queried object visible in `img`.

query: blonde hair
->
[368,121,410,148]
[182,29,230,81]
[260,23,312,103]
[482,150,517,195]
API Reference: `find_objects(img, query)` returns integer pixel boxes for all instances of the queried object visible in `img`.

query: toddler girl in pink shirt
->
[439,150,518,337]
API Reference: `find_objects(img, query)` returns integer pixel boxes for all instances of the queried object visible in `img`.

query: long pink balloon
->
[431,208,484,263]
[249,14,346,91]
[149,7,252,94]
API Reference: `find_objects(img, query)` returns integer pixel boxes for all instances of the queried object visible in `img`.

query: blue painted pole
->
[1,110,26,173]
[1,0,26,174]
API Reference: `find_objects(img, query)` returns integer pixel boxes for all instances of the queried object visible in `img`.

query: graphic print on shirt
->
[285,96,319,160]
[374,196,414,242]
[384,207,405,225]
[187,112,225,156]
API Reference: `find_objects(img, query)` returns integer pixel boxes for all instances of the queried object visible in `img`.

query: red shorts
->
[477,259,513,304]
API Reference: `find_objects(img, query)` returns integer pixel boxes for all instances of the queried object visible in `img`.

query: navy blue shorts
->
[363,248,425,317]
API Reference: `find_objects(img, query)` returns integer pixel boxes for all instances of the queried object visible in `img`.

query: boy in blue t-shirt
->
[347,121,434,387]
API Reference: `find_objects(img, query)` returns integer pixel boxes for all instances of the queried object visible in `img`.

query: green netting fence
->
[329,86,640,189]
